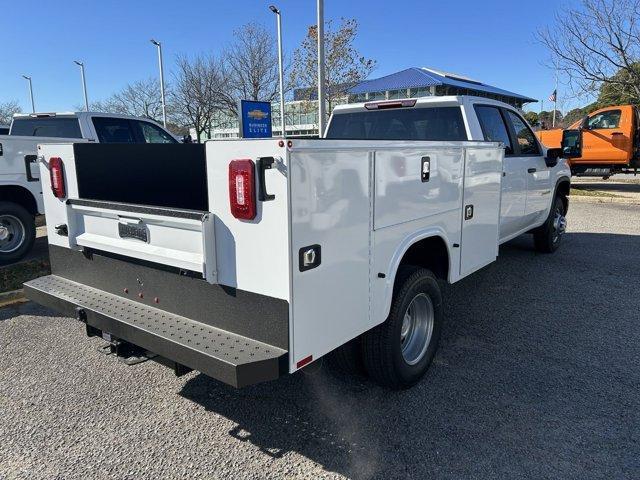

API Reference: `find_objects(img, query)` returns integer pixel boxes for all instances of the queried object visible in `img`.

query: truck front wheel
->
[362,266,443,389]
[0,202,36,265]
[533,195,567,253]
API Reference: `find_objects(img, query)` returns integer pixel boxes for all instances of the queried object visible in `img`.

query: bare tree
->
[171,54,228,142]
[92,78,166,122]
[221,22,281,116]
[538,0,640,102]
[290,18,376,121]
[0,100,22,125]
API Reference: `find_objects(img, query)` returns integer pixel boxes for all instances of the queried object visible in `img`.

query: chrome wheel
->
[552,203,566,244]
[0,215,26,254]
[400,293,434,365]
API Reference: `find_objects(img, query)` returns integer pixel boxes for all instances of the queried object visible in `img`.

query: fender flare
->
[379,227,452,323]
[554,175,571,212]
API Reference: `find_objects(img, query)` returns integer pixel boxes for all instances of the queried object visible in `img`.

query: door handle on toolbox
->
[527,168,537,173]
[257,157,276,202]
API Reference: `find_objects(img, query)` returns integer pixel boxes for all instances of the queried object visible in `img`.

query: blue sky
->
[1,0,585,114]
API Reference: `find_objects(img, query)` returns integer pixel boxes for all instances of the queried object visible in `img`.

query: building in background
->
[195,67,536,140]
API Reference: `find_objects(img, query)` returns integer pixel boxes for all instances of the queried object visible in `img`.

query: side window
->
[134,121,177,144]
[475,106,513,155]
[588,110,621,130]
[10,118,82,138]
[505,111,540,155]
[92,117,136,143]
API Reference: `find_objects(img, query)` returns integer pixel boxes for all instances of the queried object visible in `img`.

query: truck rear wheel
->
[533,195,567,253]
[0,202,36,265]
[362,266,443,389]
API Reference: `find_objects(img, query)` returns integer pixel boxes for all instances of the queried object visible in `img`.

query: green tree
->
[523,111,539,127]
[538,110,563,128]
[562,107,588,127]
[597,64,640,107]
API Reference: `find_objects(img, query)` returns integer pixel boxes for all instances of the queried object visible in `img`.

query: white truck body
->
[25,96,571,389]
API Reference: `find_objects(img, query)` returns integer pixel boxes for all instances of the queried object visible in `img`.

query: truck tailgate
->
[67,199,215,280]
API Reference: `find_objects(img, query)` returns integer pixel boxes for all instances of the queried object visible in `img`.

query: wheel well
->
[557,180,570,198]
[0,186,38,215]
[556,180,570,213]
[398,236,449,281]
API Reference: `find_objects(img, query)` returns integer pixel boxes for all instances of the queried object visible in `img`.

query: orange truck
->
[536,104,640,177]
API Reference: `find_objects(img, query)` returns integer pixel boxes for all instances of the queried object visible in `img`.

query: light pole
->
[317,0,327,136]
[150,39,167,127]
[22,75,35,113]
[269,5,286,137]
[74,61,89,111]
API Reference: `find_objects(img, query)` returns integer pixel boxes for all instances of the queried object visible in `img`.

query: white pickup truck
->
[0,112,179,263]
[25,96,571,389]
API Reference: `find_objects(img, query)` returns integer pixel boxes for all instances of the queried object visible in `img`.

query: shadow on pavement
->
[178,231,640,479]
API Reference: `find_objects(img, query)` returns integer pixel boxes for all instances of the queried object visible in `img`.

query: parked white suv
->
[0,112,179,263]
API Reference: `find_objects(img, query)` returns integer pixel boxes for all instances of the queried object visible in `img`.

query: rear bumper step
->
[24,275,287,388]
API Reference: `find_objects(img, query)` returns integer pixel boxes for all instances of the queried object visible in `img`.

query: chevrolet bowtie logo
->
[247,109,269,120]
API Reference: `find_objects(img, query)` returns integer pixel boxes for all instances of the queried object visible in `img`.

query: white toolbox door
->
[459,147,503,277]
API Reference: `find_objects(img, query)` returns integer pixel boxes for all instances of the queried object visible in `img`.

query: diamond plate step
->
[24,275,287,387]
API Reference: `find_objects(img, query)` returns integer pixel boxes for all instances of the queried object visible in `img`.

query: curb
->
[570,195,640,205]
[0,289,27,308]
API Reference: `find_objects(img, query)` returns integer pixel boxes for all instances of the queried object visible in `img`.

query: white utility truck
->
[25,96,571,389]
[0,112,179,263]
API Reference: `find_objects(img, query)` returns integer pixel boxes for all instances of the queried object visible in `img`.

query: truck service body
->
[25,96,571,389]
[0,112,178,263]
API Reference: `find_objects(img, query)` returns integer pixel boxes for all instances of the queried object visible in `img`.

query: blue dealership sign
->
[239,100,272,138]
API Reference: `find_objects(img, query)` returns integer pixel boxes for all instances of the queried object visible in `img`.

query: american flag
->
[548,89,557,102]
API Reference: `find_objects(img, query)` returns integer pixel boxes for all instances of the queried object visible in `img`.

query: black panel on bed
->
[72,143,208,212]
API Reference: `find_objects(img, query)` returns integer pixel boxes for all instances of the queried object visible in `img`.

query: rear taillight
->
[229,159,256,220]
[49,157,66,199]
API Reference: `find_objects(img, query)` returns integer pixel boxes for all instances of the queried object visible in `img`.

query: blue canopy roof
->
[349,67,536,103]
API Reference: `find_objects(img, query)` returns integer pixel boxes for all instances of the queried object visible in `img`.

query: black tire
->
[362,266,443,389]
[326,336,366,375]
[533,195,567,253]
[0,201,36,265]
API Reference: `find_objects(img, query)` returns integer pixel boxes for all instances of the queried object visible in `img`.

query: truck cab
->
[327,96,571,245]
[536,104,640,177]
[0,112,179,264]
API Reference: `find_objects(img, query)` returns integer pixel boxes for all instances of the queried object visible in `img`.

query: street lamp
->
[269,5,286,137]
[150,39,167,127]
[22,75,35,113]
[317,0,327,136]
[74,61,89,111]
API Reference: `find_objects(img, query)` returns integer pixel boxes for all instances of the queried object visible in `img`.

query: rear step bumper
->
[24,275,287,388]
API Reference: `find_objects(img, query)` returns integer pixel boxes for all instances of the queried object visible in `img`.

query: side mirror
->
[561,129,582,158]
[580,115,590,130]
[182,134,193,144]
[545,147,562,167]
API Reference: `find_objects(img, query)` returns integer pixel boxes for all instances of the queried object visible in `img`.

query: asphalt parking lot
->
[1,201,639,480]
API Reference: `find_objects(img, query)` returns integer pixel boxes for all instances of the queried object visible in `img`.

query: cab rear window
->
[326,106,468,141]
[10,117,82,138]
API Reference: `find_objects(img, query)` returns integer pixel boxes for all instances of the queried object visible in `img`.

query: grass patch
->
[570,187,620,198]
[0,258,51,293]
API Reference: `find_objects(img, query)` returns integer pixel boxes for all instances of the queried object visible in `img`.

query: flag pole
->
[552,73,558,128]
